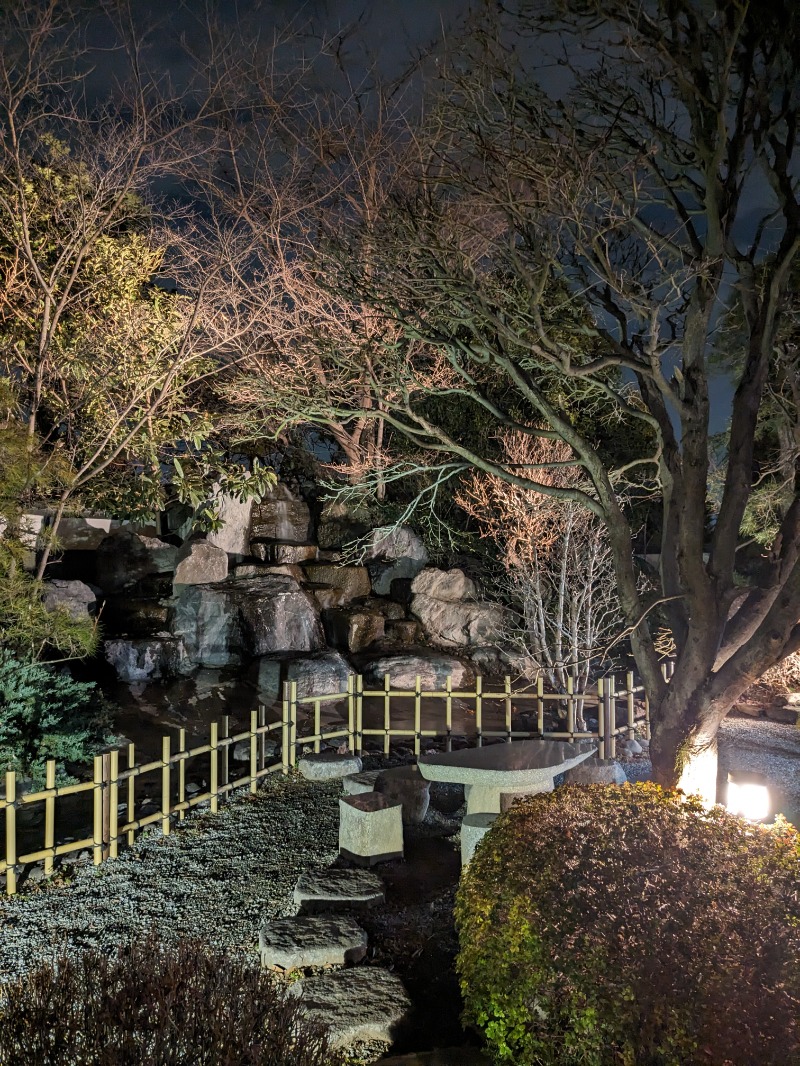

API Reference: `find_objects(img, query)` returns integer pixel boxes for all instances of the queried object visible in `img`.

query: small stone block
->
[342,770,381,795]
[375,765,431,824]
[339,794,404,866]
[291,967,412,1048]
[298,751,363,781]
[294,868,386,913]
[259,915,367,971]
[461,813,497,866]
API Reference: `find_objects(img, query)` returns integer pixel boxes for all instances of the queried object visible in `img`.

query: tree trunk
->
[648,687,725,806]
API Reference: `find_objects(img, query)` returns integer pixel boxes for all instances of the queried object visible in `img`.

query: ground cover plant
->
[0,934,345,1066]
[456,783,800,1066]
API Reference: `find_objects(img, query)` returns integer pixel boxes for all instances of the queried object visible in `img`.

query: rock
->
[291,967,411,1049]
[259,915,367,970]
[411,568,476,603]
[162,500,194,542]
[104,635,188,682]
[364,526,429,595]
[251,657,283,703]
[287,651,354,700]
[96,530,176,593]
[59,515,157,550]
[101,596,169,637]
[563,758,627,785]
[304,565,371,605]
[294,868,385,913]
[324,608,385,653]
[428,781,465,815]
[362,652,475,690]
[766,705,799,724]
[785,692,800,707]
[339,793,404,866]
[172,576,324,668]
[41,579,96,620]
[173,540,229,586]
[250,485,311,544]
[375,765,431,824]
[384,619,422,646]
[233,562,305,582]
[411,595,506,648]
[251,542,318,565]
[299,751,363,781]
[732,701,764,718]
[232,737,278,762]
[617,737,643,756]
[461,813,498,865]
[343,771,381,795]
[206,489,254,556]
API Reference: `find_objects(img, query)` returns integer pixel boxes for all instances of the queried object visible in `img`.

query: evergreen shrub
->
[455,783,800,1066]
[0,934,346,1065]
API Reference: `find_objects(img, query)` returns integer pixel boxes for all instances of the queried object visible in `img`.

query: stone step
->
[298,751,363,781]
[294,867,385,914]
[291,967,412,1049]
[259,915,367,971]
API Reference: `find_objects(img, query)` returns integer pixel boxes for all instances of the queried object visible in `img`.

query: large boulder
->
[96,530,177,593]
[250,484,310,544]
[315,502,370,550]
[251,542,317,564]
[41,579,96,620]
[364,526,429,595]
[104,634,188,682]
[304,565,371,606]
[286,651,354,700]
[206,489,253,556]
[323,608,385,653]
[411,596,506,649]
[362,652,475,690]
[171,575,324,668]
[101,596,170,638]
[411,567,477,602]
[173,540,229,586]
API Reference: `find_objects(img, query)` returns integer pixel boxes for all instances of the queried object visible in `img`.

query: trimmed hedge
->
[455,783,800,1066]
[0,934,346,1065]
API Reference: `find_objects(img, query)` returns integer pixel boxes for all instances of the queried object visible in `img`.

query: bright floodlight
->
[727,772,770,822]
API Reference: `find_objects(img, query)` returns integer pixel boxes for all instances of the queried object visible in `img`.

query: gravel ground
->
[718,716,800,824]
[0,773,342,983]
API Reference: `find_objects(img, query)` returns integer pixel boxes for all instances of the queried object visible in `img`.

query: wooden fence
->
[1,668,657,896]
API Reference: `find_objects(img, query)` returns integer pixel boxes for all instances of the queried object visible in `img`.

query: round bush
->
[455,783,800,1066]
[0,934,346,1065]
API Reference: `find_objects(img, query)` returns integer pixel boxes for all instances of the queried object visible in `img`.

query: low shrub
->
[455,783,800,1066]
[0,649,115,787]
[0,934,346,1065]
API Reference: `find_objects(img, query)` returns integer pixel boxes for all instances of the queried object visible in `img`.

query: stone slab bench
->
[299,752,363,781]
[259,915,367,970]
[290,967,412,1049]
[294,868,385,913]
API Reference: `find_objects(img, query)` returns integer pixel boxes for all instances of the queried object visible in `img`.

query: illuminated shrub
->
[0,934,345,1066]
[455,783,800,1066]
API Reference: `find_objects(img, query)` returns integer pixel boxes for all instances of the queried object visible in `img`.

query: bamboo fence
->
[0,667,661,896]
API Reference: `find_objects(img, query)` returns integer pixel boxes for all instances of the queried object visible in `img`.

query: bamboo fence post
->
[289,681,298,764]
[626,671,636,740]
[313,700,321,753]
[258,703,266,771]
[597,677,605,756]
[383,674,391,755]
[161,736,171,835]
[250,709,258,794]
[414,675,422,756]
[347,676,356,753]
[127,743,136,847]
[178,728,186,821]
[281,684,291,774]
[221,716,230,803]
[101,752,111,861]
[356,674,364,753]
[109,750,119,859]
[5,770,16,896]
[566,675,575,736]
[44,759,55,877]
[504,675,512,741]
[210,722,219,814]
[445,675,453,751]
[475,675,483,747]
[93,755,104,865]
[537,676,544,735]
[607,676,617,759]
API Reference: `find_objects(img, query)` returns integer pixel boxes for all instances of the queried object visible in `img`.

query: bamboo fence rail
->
[0,666,662,896]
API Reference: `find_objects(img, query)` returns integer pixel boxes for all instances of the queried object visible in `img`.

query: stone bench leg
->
[465,780,554,815]
[461,813,498,866]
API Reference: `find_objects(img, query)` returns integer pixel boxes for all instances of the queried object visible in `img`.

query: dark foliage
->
[0,934,345,1066]
[456,783,800,1066]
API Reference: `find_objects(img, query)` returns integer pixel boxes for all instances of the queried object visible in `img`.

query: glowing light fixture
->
[726,770,770,822]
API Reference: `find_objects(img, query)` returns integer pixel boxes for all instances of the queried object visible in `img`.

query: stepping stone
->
[291,967,412,1048]
[294,868,385,913]
[259,915,367,971]
[339,793,404,866]
[298,751,363,781]
[342,770,381,795]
